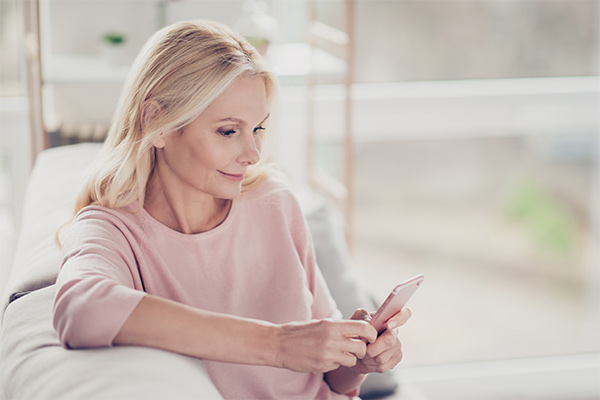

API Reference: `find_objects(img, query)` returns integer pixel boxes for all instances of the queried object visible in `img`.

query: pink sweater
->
[53,178,350,399]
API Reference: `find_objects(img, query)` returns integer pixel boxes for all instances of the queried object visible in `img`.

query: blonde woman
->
[53,20,410,399]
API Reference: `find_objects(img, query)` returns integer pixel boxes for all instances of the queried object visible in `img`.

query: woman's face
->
[154,76,269,201]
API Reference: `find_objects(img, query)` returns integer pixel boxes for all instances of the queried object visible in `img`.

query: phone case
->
[370,274,424,334]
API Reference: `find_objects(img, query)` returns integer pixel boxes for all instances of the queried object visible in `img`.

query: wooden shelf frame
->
[23,0,46,165]
[306,0,356,249]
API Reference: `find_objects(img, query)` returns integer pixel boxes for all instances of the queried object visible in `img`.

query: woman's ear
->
[142,100,166,149]
[142,100,161,129]
[153,135,166,149]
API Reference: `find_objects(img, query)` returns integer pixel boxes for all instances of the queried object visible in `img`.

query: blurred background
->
[1,0,599,398]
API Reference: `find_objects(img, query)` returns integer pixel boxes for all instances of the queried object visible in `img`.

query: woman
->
[53,20,410,399]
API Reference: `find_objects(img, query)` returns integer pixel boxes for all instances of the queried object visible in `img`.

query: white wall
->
[0,97,31,229]
[0,97,31,293]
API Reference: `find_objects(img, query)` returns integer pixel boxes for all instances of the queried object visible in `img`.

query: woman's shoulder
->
[71,203,146,234]
[237,178,309,230]
[61,203,149,251]
[242,177,297,206]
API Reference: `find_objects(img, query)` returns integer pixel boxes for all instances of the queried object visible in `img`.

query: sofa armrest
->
[1,285,223,399]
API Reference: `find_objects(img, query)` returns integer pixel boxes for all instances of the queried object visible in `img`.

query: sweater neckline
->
[135,198,238,239]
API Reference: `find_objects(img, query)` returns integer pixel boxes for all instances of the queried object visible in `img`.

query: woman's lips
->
[218,171,244,182]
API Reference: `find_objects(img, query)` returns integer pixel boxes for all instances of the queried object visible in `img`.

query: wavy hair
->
[73,20,279,217]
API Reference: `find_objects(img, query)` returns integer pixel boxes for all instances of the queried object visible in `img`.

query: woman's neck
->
[144,167,231,235]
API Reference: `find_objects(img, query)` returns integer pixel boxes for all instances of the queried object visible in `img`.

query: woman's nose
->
[237,132,261,166]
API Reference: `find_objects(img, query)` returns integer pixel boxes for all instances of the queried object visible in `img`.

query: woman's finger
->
[362,337,404,373]
[385,307,412,331]
[350,308,371,322]
[364,349,404,373]
[338,351,360,368]
[366,329,398,358]
[346,338,368,359]
[339,320,377,344]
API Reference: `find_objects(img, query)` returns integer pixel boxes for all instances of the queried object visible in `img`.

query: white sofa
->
[0,143,398,399]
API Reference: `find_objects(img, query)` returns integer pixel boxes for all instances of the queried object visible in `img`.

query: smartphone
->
[370,274,424,334]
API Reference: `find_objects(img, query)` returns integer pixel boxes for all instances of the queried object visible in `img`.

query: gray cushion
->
[306,203,399,398]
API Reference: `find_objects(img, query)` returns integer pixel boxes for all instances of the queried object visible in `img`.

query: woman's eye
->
[219,129,236,137]
[253,126,266,134]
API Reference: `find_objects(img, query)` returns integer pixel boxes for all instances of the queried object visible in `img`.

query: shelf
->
[43,43,346,86]
[44,54,131,84]
[270,43,346,84]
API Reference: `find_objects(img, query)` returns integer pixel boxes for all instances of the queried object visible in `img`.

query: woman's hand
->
[274,318,377,374]
[350,308,411,374]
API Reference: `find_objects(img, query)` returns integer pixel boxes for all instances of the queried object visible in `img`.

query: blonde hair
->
[73,19,279,216]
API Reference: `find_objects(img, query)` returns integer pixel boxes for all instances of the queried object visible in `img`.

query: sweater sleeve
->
[53,209,147,349]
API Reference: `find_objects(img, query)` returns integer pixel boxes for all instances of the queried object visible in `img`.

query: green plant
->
[506,181,576,252]
[102,32,125,45]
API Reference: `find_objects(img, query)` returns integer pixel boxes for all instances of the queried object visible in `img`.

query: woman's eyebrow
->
[216,113,270,125]
[216,117,246,125]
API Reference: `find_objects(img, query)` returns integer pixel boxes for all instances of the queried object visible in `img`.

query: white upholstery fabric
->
[1,285,223,399]
[1,143,101,312]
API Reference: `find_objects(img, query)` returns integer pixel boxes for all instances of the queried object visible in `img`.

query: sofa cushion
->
[0,285,222,399]
[1,143,103,315]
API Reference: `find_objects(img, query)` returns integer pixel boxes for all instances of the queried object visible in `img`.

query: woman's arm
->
[114,294,377,373]
[114,295,276,365]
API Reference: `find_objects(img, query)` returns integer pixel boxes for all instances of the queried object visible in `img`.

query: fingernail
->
[387,320,397,329]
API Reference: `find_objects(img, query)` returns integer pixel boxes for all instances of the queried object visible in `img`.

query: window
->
[353,0,598,83]
[348,0,599,367]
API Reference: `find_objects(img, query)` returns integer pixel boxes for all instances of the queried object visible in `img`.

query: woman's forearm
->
[113,295,278,366]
